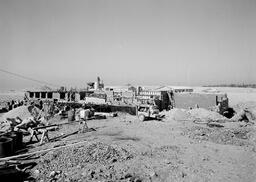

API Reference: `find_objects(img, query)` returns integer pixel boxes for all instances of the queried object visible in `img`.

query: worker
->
[149,105,154,114]
[216,103,221,113]
[79,108,90,132]
[7,102,11,111]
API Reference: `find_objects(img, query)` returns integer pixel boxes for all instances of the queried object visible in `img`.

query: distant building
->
[87,76,104,91]
[154,86,193,93]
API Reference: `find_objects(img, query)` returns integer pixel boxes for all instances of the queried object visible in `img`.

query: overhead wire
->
[0,68,60,87]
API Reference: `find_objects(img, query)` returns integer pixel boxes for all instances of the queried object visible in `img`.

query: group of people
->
[59,104,95,132]
[6,100,25,111]
[3,97,97,134]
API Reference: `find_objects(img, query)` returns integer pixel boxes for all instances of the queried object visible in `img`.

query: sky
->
[0,0,256,91]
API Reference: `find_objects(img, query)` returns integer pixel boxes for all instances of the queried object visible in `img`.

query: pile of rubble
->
[188,108,226,122]
[0,105,41,132]
[35,142,133,181]
[163,108,227,122]
[1,105,40,121]
[163,108,192,121]
[182,125,253,146]
[231,102,256,123]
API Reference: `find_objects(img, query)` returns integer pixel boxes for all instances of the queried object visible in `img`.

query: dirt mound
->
[182,126,253,146]
[36,142,133,181]
[188,108,226,121]
[163,109,191,121]
[232,102,256,122]
[2,105,40,120]
[0,120,12,132]
[233,101,256,112]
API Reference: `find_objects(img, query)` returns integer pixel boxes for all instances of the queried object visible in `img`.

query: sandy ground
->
[21,113,256,182]
[1,88,256,181]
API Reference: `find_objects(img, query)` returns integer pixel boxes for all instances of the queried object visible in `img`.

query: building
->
[154,86,193,93]
[87,76,104,91]
[174,92,228,112]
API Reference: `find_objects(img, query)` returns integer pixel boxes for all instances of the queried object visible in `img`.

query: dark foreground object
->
[0,137,13,158]
[0,162,36,182]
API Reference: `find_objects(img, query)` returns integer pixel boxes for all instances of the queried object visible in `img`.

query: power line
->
[0,68,60,87]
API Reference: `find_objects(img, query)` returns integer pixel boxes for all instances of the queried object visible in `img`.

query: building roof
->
[154,86,173,91]
[154,86,194,92]
[27,85,55,92]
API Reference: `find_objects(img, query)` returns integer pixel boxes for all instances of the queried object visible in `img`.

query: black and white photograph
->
[0,0,256,181]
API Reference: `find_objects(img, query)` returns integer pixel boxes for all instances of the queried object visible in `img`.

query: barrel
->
[5,132,17,153]
[0,137,13,158]
[4,131,23,152]
[68,109,75,122]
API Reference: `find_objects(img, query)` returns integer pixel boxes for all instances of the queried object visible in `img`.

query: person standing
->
[79,108,90,132]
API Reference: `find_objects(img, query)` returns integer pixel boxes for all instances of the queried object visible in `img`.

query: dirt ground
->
[19,113,256,182]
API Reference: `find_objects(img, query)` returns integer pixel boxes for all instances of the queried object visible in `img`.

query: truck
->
[137,104,164,121]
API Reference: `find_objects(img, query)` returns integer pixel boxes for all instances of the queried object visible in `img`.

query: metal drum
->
[0,137,13,158]
[5,132,17,153]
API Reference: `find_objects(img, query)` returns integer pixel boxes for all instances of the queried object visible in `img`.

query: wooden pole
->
[0,140,89,162]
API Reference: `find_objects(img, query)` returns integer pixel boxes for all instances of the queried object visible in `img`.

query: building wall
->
[174,89,193,93]
[85,97,106,104]
[174,93,217,109]
[122,91,134,98]
[139,91,161,96]
[53,92,60,100]
[75,93,80,102]
[105,91,114,102]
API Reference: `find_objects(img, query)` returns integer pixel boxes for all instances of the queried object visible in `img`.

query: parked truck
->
[137,104,164,121]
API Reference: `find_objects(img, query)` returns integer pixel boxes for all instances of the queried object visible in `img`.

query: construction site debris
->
[182,126,253,146]
[1,105,40,121]
[35,142,133,181]
[231,109,256,123]
[163,108,191,121]
[233,101,256,112]
[163,108,227,123]
[0,89,255,181]
[188,108,226,122]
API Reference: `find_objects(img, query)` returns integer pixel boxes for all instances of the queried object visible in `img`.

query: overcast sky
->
[0,0,256,91]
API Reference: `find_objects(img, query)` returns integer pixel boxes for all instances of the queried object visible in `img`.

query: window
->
[60,92,65,99]
[35,92,40,98]
[29,92,34,98]
[47,92,53,99]
[41,92,46,98]
[80,92,86,100]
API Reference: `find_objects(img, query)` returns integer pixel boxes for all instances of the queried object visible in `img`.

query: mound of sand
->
[163,108,191,121]
[2,105,40,120]
[188,108,225,121]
